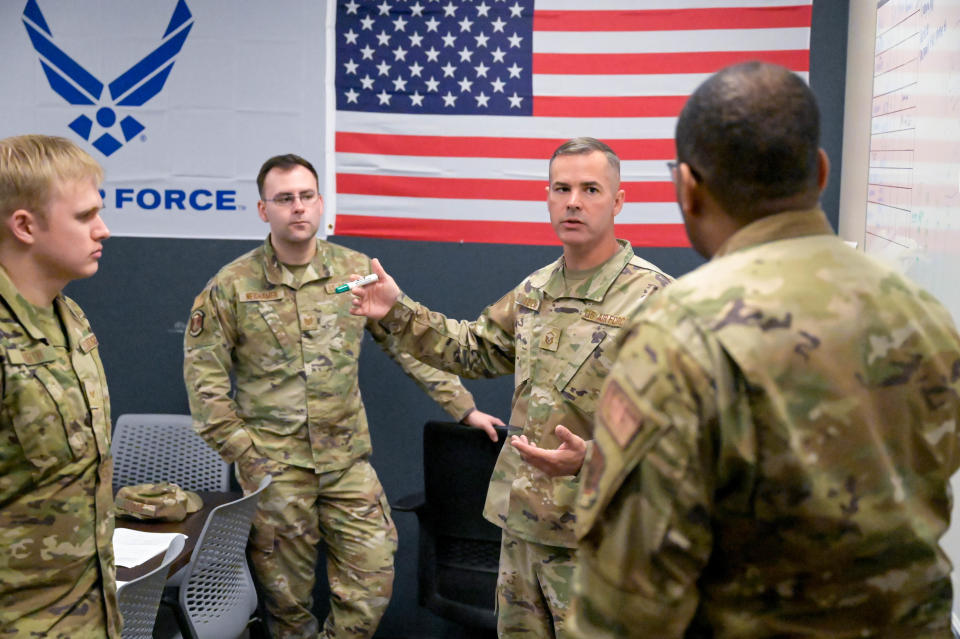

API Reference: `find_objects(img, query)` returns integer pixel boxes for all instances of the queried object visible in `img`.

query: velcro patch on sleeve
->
[188,310,205,337]
[599,379,643,449]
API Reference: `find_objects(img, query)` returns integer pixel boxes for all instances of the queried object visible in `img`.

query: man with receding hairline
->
[0,134,118,637]
[568,61,960,638]
[350,137,672,637]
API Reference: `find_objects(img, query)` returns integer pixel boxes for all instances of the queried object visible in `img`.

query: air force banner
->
[2,0,329,239]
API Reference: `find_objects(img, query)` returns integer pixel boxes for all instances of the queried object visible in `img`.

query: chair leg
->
[246,615,269,639]
[160,593,193,639]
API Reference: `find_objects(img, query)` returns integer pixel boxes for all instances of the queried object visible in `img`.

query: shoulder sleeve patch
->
[188,310,205,337]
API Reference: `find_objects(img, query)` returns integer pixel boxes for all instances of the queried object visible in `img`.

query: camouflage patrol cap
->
[115,481,203,522]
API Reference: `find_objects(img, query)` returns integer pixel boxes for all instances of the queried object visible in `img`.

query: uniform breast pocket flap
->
[553,325,609,394]
[6,362,84,474]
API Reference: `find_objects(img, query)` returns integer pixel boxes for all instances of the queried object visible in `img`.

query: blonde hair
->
[0,134,103,220]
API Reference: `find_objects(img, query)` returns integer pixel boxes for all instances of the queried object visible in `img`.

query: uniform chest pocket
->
[303,296,364,361]
[238,301,298,372]
[4,362,88,476]
[320,309,364,358]
[553,322,619,415]
[299,302,365,393]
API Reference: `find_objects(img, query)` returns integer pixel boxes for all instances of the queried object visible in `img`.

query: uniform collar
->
[0,264,78,346]
[539,239,635,301]
[261,235,333,288]
[713,207,835,259]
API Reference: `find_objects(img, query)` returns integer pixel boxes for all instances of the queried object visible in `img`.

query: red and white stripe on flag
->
[332,0,812,246]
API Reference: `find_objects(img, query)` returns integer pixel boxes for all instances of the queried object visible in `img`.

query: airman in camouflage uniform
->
[0,135,118,638]
[183,154,501,639]
[570,62,960,638]
[351,138,672,637]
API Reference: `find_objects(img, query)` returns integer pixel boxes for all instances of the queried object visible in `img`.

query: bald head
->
[675,62,822,220]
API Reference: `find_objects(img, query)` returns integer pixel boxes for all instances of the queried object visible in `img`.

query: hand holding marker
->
[335,273,379,294]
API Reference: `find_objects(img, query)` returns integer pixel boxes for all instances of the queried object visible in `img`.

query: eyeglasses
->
[263,190,319,207]
[666,160,703,182]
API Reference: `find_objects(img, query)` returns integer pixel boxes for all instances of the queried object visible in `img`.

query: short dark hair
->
[549,137,620,184]
[675,61,821,218]
[256,154,319,198]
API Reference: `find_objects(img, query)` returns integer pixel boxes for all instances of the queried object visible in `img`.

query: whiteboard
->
[862,1,960,624]
[864,0,960,323]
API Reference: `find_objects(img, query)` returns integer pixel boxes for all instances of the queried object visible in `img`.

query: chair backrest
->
[424,420,507,541]
[118,534,186,639]
[418,420,507,630]
[112,414,230,492]
[178,475,271,639]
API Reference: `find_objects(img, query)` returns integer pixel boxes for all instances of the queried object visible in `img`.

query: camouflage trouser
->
[3,587,109,639]
[496,529,578,638]
[236,453,398,639]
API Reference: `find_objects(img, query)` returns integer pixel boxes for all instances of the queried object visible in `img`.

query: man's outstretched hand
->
[510,425,587,477]
[349,258,401,320]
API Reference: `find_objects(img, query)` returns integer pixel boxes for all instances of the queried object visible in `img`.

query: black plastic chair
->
[393,420,507,632]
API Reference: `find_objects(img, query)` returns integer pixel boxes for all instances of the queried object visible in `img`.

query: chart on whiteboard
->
[866,0,960,321]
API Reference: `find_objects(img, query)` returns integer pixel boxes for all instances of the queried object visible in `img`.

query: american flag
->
[332,0,812,246]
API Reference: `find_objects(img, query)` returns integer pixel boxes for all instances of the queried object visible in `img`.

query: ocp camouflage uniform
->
[377,240,671,636]
[571,209,960,639]
[0,265,119,638]
[183,237,477,639]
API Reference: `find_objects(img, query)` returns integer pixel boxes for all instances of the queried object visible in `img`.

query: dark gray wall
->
[65,2,848,635]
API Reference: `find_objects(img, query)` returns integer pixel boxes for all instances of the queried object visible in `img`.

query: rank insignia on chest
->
[301,315,318,330]
[188,310,205,337]
[83,379,100,403]
[539,327,561,351]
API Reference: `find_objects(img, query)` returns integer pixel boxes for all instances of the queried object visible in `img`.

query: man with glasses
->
[349,138,673,637]
[183,154,503,639]
[567,62,960,637]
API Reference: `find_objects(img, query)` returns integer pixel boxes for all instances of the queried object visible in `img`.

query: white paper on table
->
[112,528,187,568]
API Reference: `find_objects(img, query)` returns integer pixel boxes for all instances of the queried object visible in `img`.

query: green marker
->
[335,273,379,293]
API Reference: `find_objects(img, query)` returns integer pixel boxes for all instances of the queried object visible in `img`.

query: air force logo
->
[22,0,194,157]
